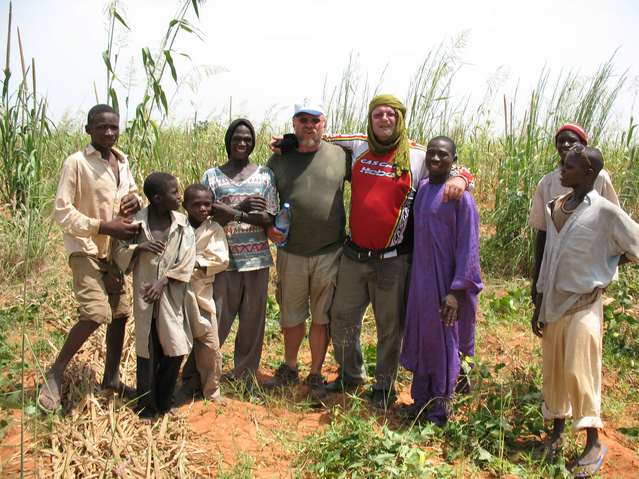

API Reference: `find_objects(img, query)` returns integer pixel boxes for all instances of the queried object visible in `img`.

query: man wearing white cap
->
[263,99,349,402]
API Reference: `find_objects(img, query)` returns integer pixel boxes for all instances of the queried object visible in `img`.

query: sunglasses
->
[297,117,321,125]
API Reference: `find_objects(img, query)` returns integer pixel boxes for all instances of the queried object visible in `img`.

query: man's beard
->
[298,135,321,148]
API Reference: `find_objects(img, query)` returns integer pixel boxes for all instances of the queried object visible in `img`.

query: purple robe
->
[401,179,482,421]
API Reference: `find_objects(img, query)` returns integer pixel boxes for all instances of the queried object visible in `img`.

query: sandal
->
[37,372,61,413]
[572,444,607,478]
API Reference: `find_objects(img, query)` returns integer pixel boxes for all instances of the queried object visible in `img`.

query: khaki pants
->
[69,254,130,324]
[182,310,222,399]
[330,253,411,390]
[275,248,342,327]
[542,296,603,430]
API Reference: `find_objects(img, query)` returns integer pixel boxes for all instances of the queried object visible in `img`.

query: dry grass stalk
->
[29,322,210,478]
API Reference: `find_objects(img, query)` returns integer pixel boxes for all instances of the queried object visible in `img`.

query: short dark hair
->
[585,146,604,176]
[183,183,212,204]
[428,135,457,156]
[87,104,118,125]
[143,172,176,200]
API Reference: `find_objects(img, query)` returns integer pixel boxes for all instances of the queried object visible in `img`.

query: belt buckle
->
[381,249,397,260]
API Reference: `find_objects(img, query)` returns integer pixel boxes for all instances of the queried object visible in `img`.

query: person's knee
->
[310,322,329,338]
[78,299,111,325]
[279,311,308,330]
[282,322,305,337]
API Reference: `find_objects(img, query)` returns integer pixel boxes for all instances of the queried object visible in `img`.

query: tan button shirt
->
[191,218,229,317]
[113,208,196,358]
[54,144,141,259]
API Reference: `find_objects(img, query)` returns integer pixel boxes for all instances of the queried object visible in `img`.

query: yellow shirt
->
[113,208,196,358]
[191,218,229,316]
[54,144,141,259]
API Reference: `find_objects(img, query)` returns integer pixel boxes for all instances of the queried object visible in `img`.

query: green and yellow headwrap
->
[367,94,410,176]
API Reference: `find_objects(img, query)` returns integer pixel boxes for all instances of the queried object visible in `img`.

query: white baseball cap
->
[294,98,325,117]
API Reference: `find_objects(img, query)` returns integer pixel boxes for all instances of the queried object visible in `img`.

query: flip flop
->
[37,373,61,413]
[572,444,608,478]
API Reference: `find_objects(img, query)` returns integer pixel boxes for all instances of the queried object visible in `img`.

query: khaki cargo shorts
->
[275,248,342,328]
[69,254,131,324]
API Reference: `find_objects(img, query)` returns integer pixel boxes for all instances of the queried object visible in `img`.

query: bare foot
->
[575,441,602,466]
[208,395,228,406]
[533,433,565,461]
[38,370,62,413]
[572,443,607,478]
[101,381,137,401]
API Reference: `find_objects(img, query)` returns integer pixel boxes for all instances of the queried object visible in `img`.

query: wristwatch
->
[234,211,245,223]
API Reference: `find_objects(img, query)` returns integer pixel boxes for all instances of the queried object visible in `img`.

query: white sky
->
[2,0,638,129]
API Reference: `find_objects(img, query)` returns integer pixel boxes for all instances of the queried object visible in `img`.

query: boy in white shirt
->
[532,145,639,476]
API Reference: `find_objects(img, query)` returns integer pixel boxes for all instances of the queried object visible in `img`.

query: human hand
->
[244,210,272,226]
[269,136,283,155]
[137,240,166,255]
[142,277,169,303]
[443,176,467,203]
[267,226,286,244]
[531,305,544,338]
[238,195,267,212]
[119,193,141,217]
[99,217,140,240]
[211,203,235,226]
[530,283,538,304]
[440,294,459,326]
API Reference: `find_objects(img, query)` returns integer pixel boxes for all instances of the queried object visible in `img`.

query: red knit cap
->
[555,123,588,145]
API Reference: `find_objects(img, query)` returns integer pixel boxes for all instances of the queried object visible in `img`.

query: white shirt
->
[537,191,639,323]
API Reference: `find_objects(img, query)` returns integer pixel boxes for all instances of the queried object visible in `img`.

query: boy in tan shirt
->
[39,104,141,412]
[179,184,229,402]
[113,172,196,418]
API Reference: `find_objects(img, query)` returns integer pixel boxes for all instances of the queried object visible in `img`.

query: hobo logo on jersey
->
[359,159,395,178]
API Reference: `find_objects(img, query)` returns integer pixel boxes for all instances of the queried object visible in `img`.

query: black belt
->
[343,238,403,262]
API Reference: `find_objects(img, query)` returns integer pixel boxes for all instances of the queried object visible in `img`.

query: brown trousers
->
[214,268,270,378]
[181,310,223,398]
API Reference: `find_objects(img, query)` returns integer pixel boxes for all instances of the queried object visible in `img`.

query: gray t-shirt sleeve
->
[266,155,276,171]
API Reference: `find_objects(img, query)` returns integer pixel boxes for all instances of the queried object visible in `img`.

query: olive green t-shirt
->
[267,141,349,256]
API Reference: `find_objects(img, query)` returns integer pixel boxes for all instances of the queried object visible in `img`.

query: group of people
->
[36,92,638,476]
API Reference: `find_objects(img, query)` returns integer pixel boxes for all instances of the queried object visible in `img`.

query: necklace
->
[560,194,578,213]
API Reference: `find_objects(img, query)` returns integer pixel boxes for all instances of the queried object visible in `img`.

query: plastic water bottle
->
[274,202,291,247]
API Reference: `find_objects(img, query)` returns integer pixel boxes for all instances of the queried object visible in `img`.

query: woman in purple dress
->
[399,136,482,425]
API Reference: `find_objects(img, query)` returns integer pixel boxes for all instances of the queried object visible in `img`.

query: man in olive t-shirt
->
[264,98,349,402]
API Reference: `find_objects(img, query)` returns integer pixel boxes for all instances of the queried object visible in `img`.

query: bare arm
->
[211,200,274,228]
[531,230,546,301]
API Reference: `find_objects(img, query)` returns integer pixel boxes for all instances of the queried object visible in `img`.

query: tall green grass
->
[1,12,50,209]
[2,50,635,280]
[483,59,628,275]
[319,45,635,276]
[1,2,638,477]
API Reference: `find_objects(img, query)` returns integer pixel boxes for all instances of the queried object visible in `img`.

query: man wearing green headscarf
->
[324,94,474,408]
